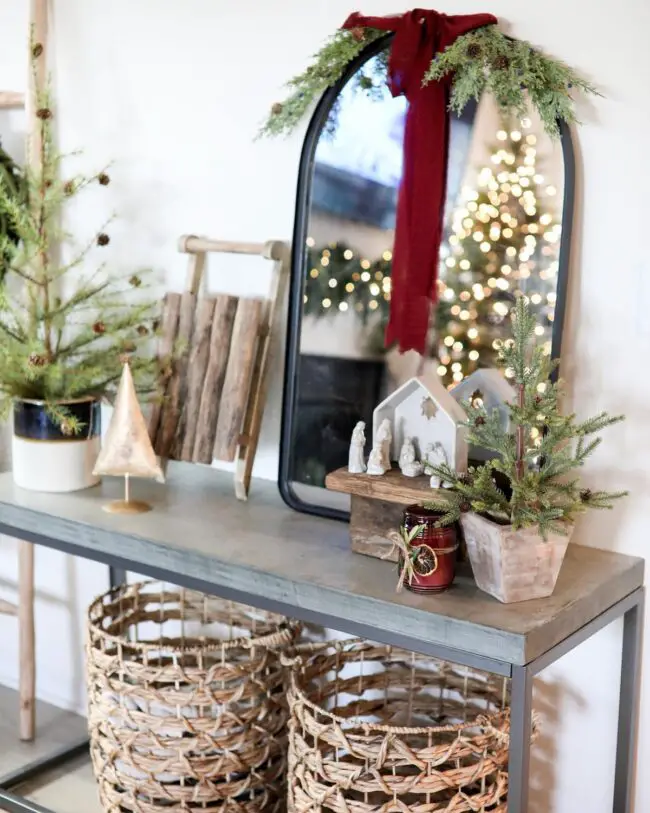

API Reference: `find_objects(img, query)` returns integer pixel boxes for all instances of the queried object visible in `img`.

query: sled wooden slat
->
[152,236,289,499]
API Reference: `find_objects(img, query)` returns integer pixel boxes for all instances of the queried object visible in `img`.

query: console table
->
[0,464,644,813]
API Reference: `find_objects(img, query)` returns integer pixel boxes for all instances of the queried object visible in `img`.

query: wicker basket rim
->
[289,674,510,736]
[87,582,301,653]
[285,640,511,737]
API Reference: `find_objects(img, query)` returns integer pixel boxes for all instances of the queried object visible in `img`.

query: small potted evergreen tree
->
[0,78,158,493]
[426,296,627,604]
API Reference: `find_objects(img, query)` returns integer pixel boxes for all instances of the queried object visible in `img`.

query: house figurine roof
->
[450,368,516,462]
[450,368,516,412]
[373,374,468,472]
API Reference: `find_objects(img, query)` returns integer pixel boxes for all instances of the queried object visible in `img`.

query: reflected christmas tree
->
[303,119,561,379]
[434,120,561,387]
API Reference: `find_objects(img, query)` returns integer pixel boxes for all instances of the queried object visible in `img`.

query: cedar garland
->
[261,22,598,140]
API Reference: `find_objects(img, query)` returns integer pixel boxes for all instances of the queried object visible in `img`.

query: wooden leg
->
[18,540,36,741]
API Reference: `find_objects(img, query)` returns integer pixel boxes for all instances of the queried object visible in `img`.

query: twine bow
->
[385,525,432,591]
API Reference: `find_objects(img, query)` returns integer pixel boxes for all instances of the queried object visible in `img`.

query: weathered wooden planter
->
[460,512,572,604]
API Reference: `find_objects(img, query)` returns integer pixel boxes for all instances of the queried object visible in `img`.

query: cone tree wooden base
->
[102,500,152,515]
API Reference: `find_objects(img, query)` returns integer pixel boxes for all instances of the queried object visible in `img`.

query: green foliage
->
[260,23,598,141]
[425,297,627,538]
[259,28,386,138]
[0,142,24,281]
[0,80,159,429]
[424,26,599,139]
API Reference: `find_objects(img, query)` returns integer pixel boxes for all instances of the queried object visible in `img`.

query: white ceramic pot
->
[12,398,101,492]
[460,512,573,604]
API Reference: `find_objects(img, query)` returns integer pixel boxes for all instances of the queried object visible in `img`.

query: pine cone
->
[271,102,283,116]
[63,180,75,196]
[92,321,106,334]
[459,501,472,513]
[136,325,148,336]
[580,488,592,502]
[32,43,44,58]
[28,352,47,367]
[534,395,543,406]
[97,233,110,246]
[492,54,510,70]
[98,172,110,186]
[474,416,486,427]
[350,26,366,42]
[121,341,136,355]
[466,43,482,59]
[129,274,142,287]
[412,546,437,576]
[36,108,52,120]
[458,473,474,486]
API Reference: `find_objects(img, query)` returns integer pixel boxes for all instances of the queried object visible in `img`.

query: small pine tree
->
[426,296,627,538]
[0,79,159,432]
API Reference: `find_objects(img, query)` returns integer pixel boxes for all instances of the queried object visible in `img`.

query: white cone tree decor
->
[93,361,164,514]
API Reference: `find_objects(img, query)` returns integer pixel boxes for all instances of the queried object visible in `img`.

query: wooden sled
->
[149,236,290,500]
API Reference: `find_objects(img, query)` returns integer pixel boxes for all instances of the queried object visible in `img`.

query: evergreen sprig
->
[0,142,24,281]
[425,296,626,538]
[259,27,386,138]
[424,26,599,139]
[0,65,160,430]
[261,22,598,140]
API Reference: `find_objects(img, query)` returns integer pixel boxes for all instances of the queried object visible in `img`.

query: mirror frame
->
[279,34,576,522]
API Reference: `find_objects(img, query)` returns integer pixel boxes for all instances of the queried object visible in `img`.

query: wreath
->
[260,22,597,140]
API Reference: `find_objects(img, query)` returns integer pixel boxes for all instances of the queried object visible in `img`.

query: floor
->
[0,686,99,813]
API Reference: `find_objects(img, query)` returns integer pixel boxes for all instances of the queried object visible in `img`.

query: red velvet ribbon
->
[342,9,497,354]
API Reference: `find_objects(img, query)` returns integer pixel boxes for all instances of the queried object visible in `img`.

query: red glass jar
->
[400,505,458,594]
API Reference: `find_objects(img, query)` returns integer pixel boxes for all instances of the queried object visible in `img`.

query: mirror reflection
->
[291,48,565,494]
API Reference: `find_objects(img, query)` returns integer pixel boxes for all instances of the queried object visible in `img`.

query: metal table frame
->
[0,545,644,813]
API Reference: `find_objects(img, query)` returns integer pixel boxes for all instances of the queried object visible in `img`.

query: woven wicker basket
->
[86,581,301,813]
[286,639,519,813]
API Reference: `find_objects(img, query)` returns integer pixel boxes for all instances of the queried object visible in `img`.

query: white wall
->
[0,2,649,811]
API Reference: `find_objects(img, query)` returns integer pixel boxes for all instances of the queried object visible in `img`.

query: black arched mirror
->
[279,35,575,520]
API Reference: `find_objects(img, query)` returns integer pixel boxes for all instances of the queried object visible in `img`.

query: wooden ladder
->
[0,0,45,743]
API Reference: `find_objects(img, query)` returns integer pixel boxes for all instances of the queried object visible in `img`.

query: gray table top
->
[0,464,642,667]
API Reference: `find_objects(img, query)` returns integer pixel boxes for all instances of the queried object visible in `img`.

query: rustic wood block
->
[192,295,238,464]
[213,298,263,463]
[156,292,196,460]
[325,466,441,505]
[179,298,216,461]
[350,495,406,562]
[148,293,181,443]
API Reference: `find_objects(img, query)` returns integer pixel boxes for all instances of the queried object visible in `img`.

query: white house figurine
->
[348,421,366,474]
[373,374,468,476]
[450,369,516,462]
